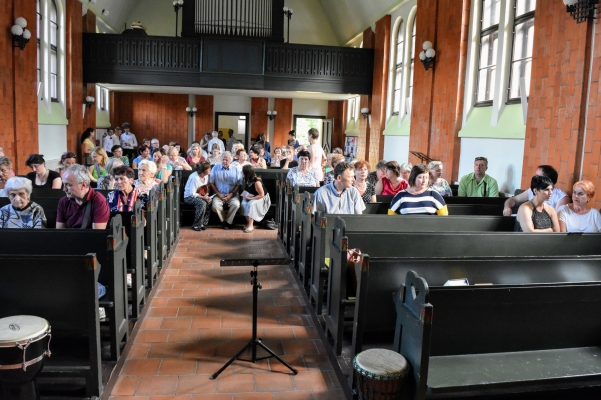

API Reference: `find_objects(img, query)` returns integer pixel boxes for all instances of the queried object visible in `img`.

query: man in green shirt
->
[458,156,499,197]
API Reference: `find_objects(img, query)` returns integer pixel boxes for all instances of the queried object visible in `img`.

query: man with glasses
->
[150,138,160,156]
[458,157,499,197]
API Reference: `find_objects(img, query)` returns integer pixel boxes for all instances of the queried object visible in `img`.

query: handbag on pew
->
[262,218,277,230]
[198,185,209,196]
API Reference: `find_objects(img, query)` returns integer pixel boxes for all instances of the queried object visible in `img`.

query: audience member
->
[200,131,211,153]
[307,129,326,181]
[150,138,160,155]
[135,160,160,196]
[332,147,344,155]
[458,156,499,197]
[271,147,284,168]
[289,130,300,148]
[0,147,4,156]
[153,149,172,183]
[226,129,238,152]
[324,154,345,185]
[558,180,601,232]
[515,175,559,232]
[57,164,110,229]
[111,145,130,166]
[375,161,408,196]
[184,162,212,231]
[26,154,62,189]
[132,144,151,169]
[81,128,96,165]
[313,162,365,214]
[120,122,138,163]
[97,158,123,190]
[503,165,568,216]
[367,160,387,186]
[208,144,222,167]
[231,148,251,172]
[249,146,267,169]
[428,160,452,196]
[280,146,298,169]
[106,165,143,212]
[167,146,192,170]
[286,150,320,187]
[218,131,227,148]
[141,138,151,148]
[209,151,242,229]
[103,128,116,155]
[57,152,77,179]
[0,177,46,228]
[186,143,205,167]
[389,164,448,216]
[256,143,271,167]
[231,143,244,159]
[240,164,271,233]
[399,162,412,182]
[0,156,15,197]
[88,147,109,183]
[354,161,376,204]
[208,131,225,153]
[254,133,271,154]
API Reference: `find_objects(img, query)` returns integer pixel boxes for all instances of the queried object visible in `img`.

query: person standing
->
[307,128,326,182]
[226,129,238,152]
[458,156,499,197]
[207,131,225,153]
[120,122,138,164]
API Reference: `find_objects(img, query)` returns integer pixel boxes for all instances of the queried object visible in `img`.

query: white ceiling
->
[101,84,358,101]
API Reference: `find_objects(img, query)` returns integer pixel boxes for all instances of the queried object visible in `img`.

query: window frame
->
[475,0,500,107]
[392,19,405,116]
[506,0,535,104]
[49,0,59,102]
[406,13,416,117]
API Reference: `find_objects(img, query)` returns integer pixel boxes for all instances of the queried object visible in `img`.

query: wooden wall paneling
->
[1,0,16,162]
[369,15,391,164]
[273,98,292,149]
[358,26,375,163]
[251,97,269,141]
[195,95,213,141]
[327,100,345,151]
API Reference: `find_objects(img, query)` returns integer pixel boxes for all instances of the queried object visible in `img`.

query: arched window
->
[392,20,404,115]
[50,0,58,101]
[37,0,42,88]
[508,0,535,101]
[407,15,416,115]
[476,0,500,105]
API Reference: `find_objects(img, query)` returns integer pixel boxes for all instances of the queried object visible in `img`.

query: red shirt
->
[381,177,408,196]
[57,187,110,228]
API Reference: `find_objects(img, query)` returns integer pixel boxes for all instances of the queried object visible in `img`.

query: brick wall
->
[357,27,375,162]
[111,92,190,148]
[273,98,293,149]
[66,0,84,157]
[195,95,214,142]
[327,100,345,151]
[251,97,268,142]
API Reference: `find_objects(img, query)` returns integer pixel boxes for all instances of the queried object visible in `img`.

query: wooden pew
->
[375,195,508,206]
[111,200,146,318]
[30,188,111,198]
[172,173,181,239]
[366,201,506,216]
[297,191,314,289]
[308,209,516,315]
[145,187,160,288]
[155,182,168,270]
[351,254,601,361]
[165,178,176,251]
[0,254,103,397]
[394,271,601,399]
[0,215,129,361]
[325,217,601,355]
[289,185,319,263]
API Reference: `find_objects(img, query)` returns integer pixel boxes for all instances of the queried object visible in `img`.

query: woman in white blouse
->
[558,180,601,232]
[286,150,319,187]
[183,162,212,231]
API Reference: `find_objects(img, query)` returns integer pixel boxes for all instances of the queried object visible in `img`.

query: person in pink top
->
[307,128,326,182]
[375,161,408,196]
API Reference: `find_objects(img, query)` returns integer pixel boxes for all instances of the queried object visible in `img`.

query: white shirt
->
[207,138,225,152]
[121,132,138,149]
[184,172,209,198]
[231,160,251,172]
[557,204,601,233]
[527,187,567,210]
[103,135,114,153]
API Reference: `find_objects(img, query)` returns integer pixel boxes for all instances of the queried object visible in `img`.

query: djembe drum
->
[0,316,51,400]
[353,348,408,400]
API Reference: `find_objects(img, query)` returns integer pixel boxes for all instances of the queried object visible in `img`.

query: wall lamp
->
[283,7,293,43]
[84,96,95,107]
[173,0,184,37]
[11,18,31,50]
[267,110,278,120]
[419,41,436,71]
[563,0,598,23]
[360,108,369,119]
[186,107,197,117]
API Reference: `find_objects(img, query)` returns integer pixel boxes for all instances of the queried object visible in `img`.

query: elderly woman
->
[286,150,320,187]
[106,165,142,212]
[354,161,376,204]
[57,152,77,179]
[400,162,412,182]
[153,148,172,183]
[249,146,267,169]
[168,145,192,171]
[558,180,601,232]
[241,164,271,233]
[389,164,448,216]
[186,143,205,167]
[0,156,15,197]
[88,147,109,183]
[516,175,560,232]
[324,154,345,185]
[0,177,47,228]
[428,160,452,196]
[135,160,160,195]
[375,161,408,196]
[184,161,212,231]
[132,144,151,169]
[97,158,123,190]
[26,154,62,189]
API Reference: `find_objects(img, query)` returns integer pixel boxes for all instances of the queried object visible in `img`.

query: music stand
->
[409,151,433,164]
[211,258,299,379]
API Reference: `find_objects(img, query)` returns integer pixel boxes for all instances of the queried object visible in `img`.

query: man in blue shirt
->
[313,162,365,214]
[209,152,242,229]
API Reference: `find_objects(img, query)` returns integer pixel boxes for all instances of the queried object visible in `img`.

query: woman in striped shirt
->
[388,164,448,216]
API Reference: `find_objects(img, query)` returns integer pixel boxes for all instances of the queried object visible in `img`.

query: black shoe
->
[200,225,207,230]
[192,226,201,231]
[223,223,229,230]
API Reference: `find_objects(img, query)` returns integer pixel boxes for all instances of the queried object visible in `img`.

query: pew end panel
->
[309,203,329,315]
[298,191,314,290]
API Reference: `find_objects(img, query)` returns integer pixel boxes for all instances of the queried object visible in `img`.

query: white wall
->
[214,96,252,113]
[383,136,410,165]
[124,0,177,37]
[292,99,328,117]
[458,138,525,195]
[285,0,340,45]
[39,124,67,170]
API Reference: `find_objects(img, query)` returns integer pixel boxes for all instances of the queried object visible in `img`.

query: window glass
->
[508,0,535,100]
[481,0,500,30]
[407,16,416,115]
[393,21,404,115]
[476,0,499,103]
[515,0,535,17]
[50,0,57,47]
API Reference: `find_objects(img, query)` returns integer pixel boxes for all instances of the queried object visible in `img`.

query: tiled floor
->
[104,227,347,400]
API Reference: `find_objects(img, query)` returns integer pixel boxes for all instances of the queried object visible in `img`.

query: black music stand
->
[409,151,433,164]
[211,258,299,379]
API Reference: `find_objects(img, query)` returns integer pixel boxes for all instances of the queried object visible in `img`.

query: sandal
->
[243,227,254,233]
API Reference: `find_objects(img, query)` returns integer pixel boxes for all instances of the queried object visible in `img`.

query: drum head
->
[0,316,50,346]
[354,349,408,378]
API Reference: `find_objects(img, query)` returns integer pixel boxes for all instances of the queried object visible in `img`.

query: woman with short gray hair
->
[427,160,452,197]
[0,177,47,228]
[97,158,123,190]
[0,156,15,197]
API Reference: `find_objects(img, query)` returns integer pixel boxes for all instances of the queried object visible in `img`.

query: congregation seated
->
[324,154,345,185]
[57,164,110,229]
[388,164,448,216]
[186,143,205,167]
[0,177,46,228]
[184,161,212,231]
[208,145,223,167]
[366,159,387,186]
[57,151,77,179]
[458,156,499,197]
[240,164,271,232]
[354,161,376,204]
[0,155,15,197]
[97,157,123,190]
[231,148,251,172]
[428,160,453,196]
[26,153,62,189]
[558,180,601,232]
[152,148,172,183]
[270,147,284,168]
[134,159,160,210]
[286,150,320,187]
[279,145,298,170]
[168,145,192,170]
[375,161,408,196]
[132,144,152,169]
[107,165,146,212]
[111,144,130,166]
[313,162,365,215]
[503,164,569,216]
[210,151,242,229]
[515,175,560,232]
[249,146,267,169]
[88,146,109,183]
